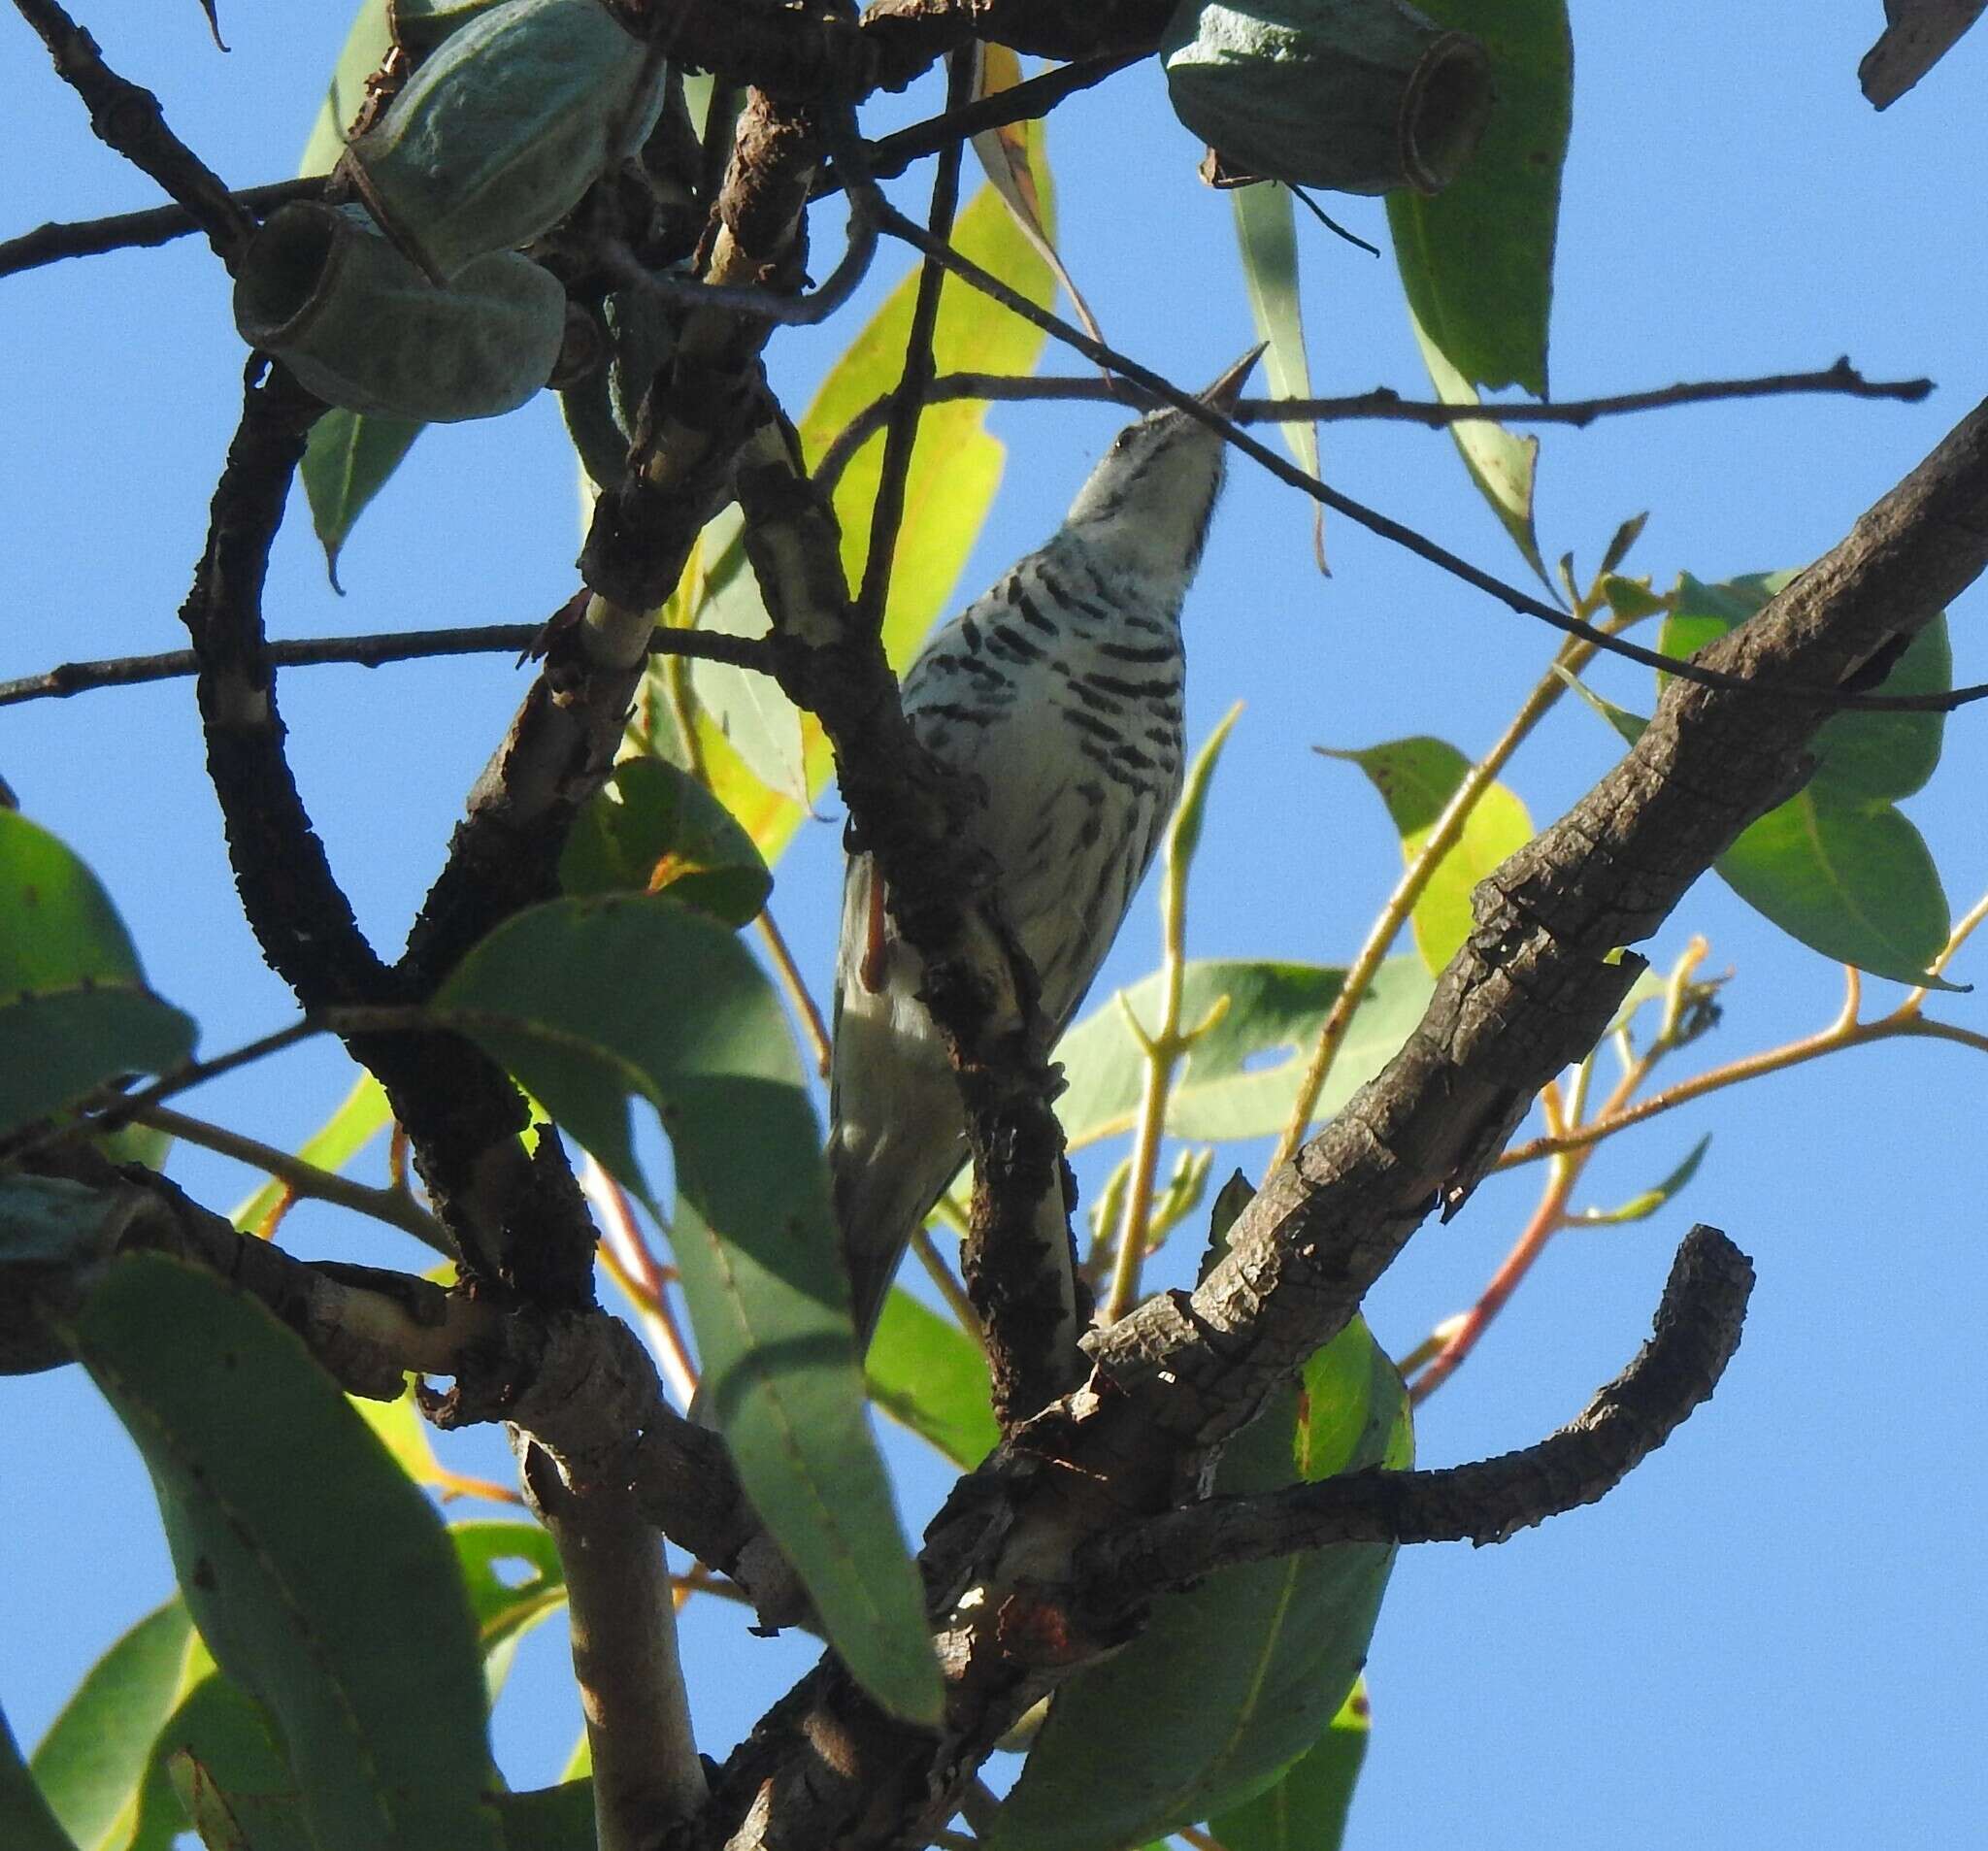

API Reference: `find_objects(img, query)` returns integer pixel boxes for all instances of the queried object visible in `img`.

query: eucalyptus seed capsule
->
[233,202,567,422]
[1162,0,1492,195]
[344,0,664,280]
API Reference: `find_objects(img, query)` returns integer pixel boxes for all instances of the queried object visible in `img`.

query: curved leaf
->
[301,413,423,591]
[229,1071,389,1233]
[1232,183,1323,560]
[1385,0,1572,394]
[1,1704,75,1851]
[430,894,941,1723]
[60,1253,498,1851]
[29,1598,195,1851]
[0,813,196,1138]
[1323,736,1536,974]
[990,1321,1410,1851]
[1057,958,1435,1148]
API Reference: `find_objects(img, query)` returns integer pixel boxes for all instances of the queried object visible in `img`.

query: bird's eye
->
[1109,431,1132,454]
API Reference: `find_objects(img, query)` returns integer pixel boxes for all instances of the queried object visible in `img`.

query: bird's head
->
[1062,347,1261,583]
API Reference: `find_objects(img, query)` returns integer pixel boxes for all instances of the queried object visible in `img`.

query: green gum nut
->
[344,0,664,281]
[1162,0,1493,195]
[233,202,566,422]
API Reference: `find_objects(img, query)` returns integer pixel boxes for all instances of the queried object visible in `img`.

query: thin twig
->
[13,0,255,263]
[0,177,318,280]
[582,1155,700,1409]
[132,1105,451,1251]
[0,620,771,710]
[756,907,833,1077]
[859,200,1982,716]
[911,1225,984,1345]
[812,361,1935,492]
[856,50,972,634]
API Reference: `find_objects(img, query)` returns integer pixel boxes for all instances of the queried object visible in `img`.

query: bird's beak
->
[1197,344,1266,413]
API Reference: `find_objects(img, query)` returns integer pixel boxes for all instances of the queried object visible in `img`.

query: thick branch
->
[1094,392,1988,1444]
[1082,1226,1754,1613]
[11,0,254,262]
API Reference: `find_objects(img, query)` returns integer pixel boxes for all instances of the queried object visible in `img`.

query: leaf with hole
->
[430,893,940,1722]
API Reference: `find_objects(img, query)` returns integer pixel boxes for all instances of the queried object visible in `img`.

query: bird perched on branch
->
[829,348,1260,1344]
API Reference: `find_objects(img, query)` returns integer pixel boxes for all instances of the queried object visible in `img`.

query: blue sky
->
[4,7,1984,1846]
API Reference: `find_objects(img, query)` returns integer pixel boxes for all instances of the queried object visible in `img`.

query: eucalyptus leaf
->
[866,1288,996,1469]
[1322,736,1535,973]
[1,1703,76,1851]
[430,894,941,1723]
[0,813,196,1139]
[1232,183,1323,559]
[230,1071,390,1233]
[1058,958,1434,1148]
[29,1598,194,1851]
[301,412,423,590]
[60,1253,499,1851]
[1212,1678,1373,1851]
[562,756,773,926]
[990,1321,1410,1851]
[452,1521,568,1701]
[1574,1134,1710,1227]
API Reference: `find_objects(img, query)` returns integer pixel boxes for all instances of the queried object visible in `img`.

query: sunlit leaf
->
[1574,1133,1710,1227]
[29,1598,195,1851]
[1231,183,1322,560]
[60,1253,499,1851]
[990,1321,1410,1851]
[1386,0,1572,394]
[673,141,1058,864]
[301,413,424,590]
[1322,736,1535,973]
[1212,1678,1373,1851]
[230,1071,390,1233]
[430,894,941,1723]
[451,1522,568,1701]
[0,813,197,1139]
[1058,958,1435,1149]
[866,1288,996,1469]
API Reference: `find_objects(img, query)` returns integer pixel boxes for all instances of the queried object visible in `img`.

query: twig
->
[856,50,972,634]
[582,1155,700,1409]
[812,361,1935,492]
[132,1104,451,1252]
[756,906,833,1077]
[58,1018,325,1140]
[1269,594,1644,1174]
[911,1225,984,1345]
[1081,1226,1755,1612]
[12,0,255,263]
[815,51,1143,195]
[860,200,1984,716]
[0,177,318,280]
[0,620,771,709]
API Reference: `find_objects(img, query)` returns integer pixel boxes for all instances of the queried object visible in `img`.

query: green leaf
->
[679,140,1057,864]
[491,1781,596,1851]
[1601,573,1666,622]
[1574,1134,1710,1227]
[564,738,774,929]
[1405,310,1544,581]
[1231,183,1322,556]
[451,1522,568,1700]
[1386,0,1572,394]
[1662,576,1953,982]
[126,1672,294,1851]
[0,813,197,1138]
[866,1288,996,1469]
[1212,1678,1373,1851]
[299,0,389,178]
[167,1752,316,1851]
[1057,958,1435,1149]
[230,1070,390,1233]
[1322,737,1535,974]
[0,1703,75,1851]
[430,894,941,1723]
[61,1252,499,1851]
[990,1321,1410,1851]
[29,1598,195,1851]
[300,412,424,590]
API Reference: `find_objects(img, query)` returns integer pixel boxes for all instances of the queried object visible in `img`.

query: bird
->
[828,347,1260,1346]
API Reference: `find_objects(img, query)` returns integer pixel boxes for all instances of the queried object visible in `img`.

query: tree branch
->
[10,0,254,263]
[1080,1225,1754,1615]
[0,621,771,710]
[812,360,1935,491]
[0,176,318,280]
